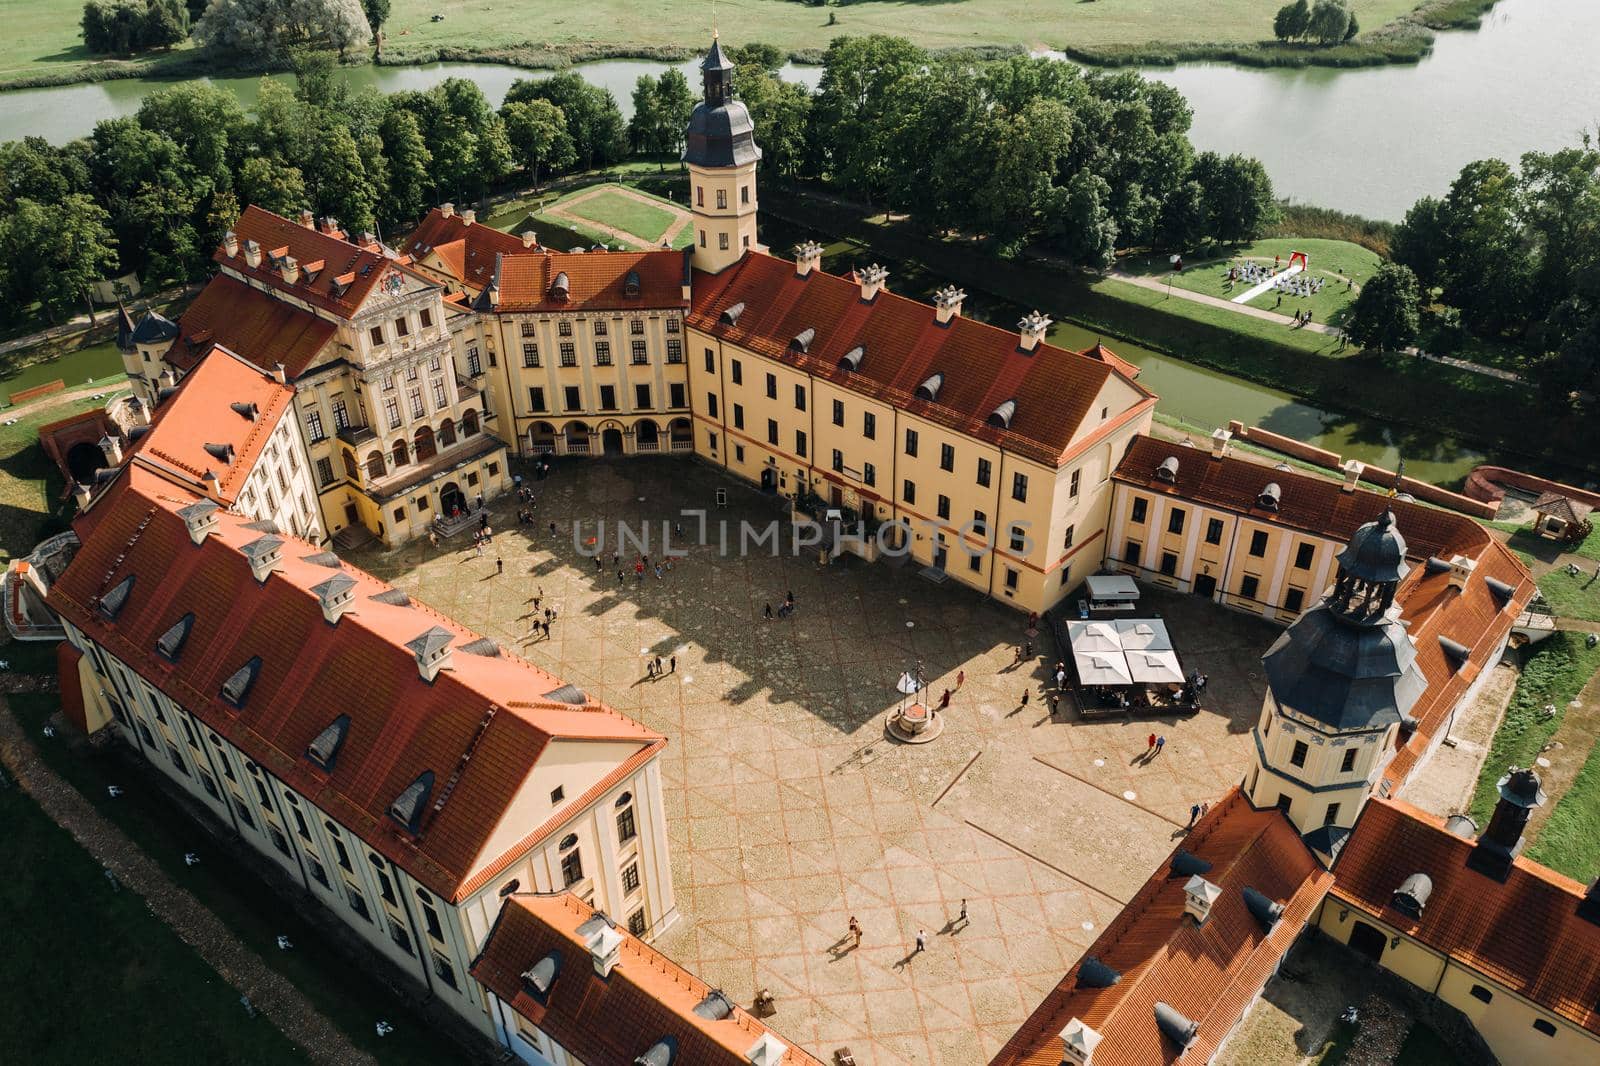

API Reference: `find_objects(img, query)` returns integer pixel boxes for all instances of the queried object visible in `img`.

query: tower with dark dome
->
[683,34,762,273]
[1247,509,1426,855]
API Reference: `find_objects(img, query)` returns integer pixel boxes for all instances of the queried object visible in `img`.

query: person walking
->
[914,929,927,954]
[1020,689,1030,709]
[958,899,968,927]
[1147,733,1157,754]
[848,916,862,948]
[669,655,676,673]
[956,669,965,690]
[1188,803,1201,828]
[549,520,557,537]
[1155,735,1166,755]
[763,603,774,620]
[938,688,951,711]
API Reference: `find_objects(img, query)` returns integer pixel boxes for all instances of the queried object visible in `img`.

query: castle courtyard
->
[347,456,1279,1066]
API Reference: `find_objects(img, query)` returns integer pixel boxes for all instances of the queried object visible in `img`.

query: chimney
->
[460,209,476,226]
[159,367,177,389]
[99,434,123,466]
[405,626,455,682]
[585,920,624,977]
[933,285,965,325]
[128,398,151,427]
[793,240,823,278]
[72,481,94,509]
[440,202,455,218]
[222,231,239,257]
[319,216,339,235]
[177,499,220,545]
[1447,554,1476,592]
[279,255,300,285]
[1182,874,1222,925]
[241,534,283,583]
[201,469,222,496]
[520,231,538,249]
[1018,310,1052,352]
[745,1033,788,1065]
[243,239,261,268]
[298,209,314,228]
[359,231,376,247]
[1059,1018,1103,1065]
[272,362,287,385]
[1469,766,1546,881]
[486,283,501,308]
[858,263,889,302]
[1341,459,1364,492]
[1211,427,1233,460]
[312,573,358,625]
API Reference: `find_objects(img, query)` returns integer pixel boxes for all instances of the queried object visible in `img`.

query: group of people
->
[527,589,558,640]
[644,654,677,678]
[762,590,798,619]
[1272,270,1325,298]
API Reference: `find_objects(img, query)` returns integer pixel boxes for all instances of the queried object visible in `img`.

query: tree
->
[1194,151,1278,243]
[1307,0,1351,45]
[505,73,626,170]
[733,65,811,182]
[974,97,1073,248]
[1056,171,1118,270]
[83,0,187,54]
[1344,10,1359,40]
[654,69,695,160]
[195,0,371,58]
[136,82,245,188]
[1436,158,1532,334]
[809,35,927,202]
[1390,195,1447,290]
[303,123,375,231]
[501,99,572,187]
[0,137,92,210]
[378,107,433,224]
[1274,0,1311,40]
[1156,178,1207,250]
[237,155,308,215]
[727,42,784,72]
[361,0,387,38]
[0,196,118,322]
[628,75,660,156]
[1345,262,1420,351]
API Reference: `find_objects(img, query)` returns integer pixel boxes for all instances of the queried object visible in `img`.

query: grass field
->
[1468,633,1600,827]
[0,381,125,559]
[1533,567,1600,623]
[1529,713,1600,881]
[1123,237,1382,328]
[557,187,682,244]
[0,782,310,1064]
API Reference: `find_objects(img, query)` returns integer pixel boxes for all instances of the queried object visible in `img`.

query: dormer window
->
[1155,456,1179,483]
[789,327,815,354]
[549,272,570,301]
[155,612,194,661]
[1257,482,1282,511]
[388,770,435,833]
[838,346,864,372]
[520,951,562,1004]
[915,373,943,402]
[98,574,135,621]
[986,399,1016,429]
[306,714,351,772]
[220,655,262,708]
[623,270,641,297]
[719,302,745,326]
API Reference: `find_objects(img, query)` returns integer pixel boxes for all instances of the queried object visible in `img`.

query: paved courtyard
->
[349,457,1280,1066]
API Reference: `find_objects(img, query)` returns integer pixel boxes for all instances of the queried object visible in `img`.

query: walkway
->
[0,697,378,1066]
[0,282,200,357]
[1525,666,1600,841]
[1107,270,1343,335]
[1230,263,1302,304]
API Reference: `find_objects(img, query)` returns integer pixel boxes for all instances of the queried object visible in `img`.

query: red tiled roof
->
[219,206,413,318]
[162,274,334,379]
[399,208,526,292]
[48,467,663,902]
[1114,435,1489,562]
[495,248,688,312]
[57,642,89,733]
[688,251,1151,467]
[128,346,293,506]
[1333,798,1600,1036]
[991,788,1333,1066]
[471,893,825,1065]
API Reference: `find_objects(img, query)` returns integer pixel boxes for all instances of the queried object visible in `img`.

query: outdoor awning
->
[1077,652,1133,686]
[1127,649,1185,684]
[1068,620,1124,654]
[1085,574,1140,602]
[1116,619,1173,652]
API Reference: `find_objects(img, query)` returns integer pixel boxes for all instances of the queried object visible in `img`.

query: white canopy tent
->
[1126,649,1185,684]
[1077,652,1134,686]
[1116,619,1173,652]
[1068,620,1124,654]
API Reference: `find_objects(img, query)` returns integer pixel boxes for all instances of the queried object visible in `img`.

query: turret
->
[684,34,762,273]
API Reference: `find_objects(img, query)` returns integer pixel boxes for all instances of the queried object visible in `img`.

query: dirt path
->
[1525,666,1600,841]
[0,697,379,1066]
[4,379,129,422]
[1402,662,1519,818]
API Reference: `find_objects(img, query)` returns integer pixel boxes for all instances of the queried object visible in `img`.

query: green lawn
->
[1093,274,1355,357]
[9,691,468,1066]
[558,187,683,245]
[1533,567,1600,623]
[0,382,126,560]
[1468,633,1600,827]
[1529,709,1600,881]
[0,783,310,1065]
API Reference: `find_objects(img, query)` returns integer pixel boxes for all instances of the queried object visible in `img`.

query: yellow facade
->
[688,158,760,274]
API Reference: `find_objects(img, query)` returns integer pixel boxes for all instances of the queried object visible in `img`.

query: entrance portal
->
[760,467,777,493]
[602,428,625,456]
[440,482,466,517]
[1194,573,1217,599]
[1348,921,1387,963]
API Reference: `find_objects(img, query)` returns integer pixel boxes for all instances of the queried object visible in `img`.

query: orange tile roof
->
[991,788,1333,1066]
[162,274,335,379]
[494,247,689,312]
[219,206,413,319]
[399,208,527,292]
[688,252,1151,467]
[1114,434,1490,562]
[1333,798,1600,1036]
[48,467,663,902]
[128,346,294,506]
[471,892,825,1065]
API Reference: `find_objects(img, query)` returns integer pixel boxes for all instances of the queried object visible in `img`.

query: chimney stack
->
[298,209,314,228]
[222,231,239,257]
[272,362,287,385]
[405,626,455,682]
[177,499,220,545]
[1059,1019,1103,1066]
[793,240,823,278]
[279,255,301,285]
[128,398,151,427]
[460,209,476,226]
[1341,459,1364,492]
[1447,554,1476,592]
[933,285,965,326]
[1211,427,1233,460]
[858,263,889,302]
[585,920,624,977]
[72,481,94,509]
[744,1034,788,1065]
[312,573,358,625]
[440,202,455,218]
[1018,310,1052,352]
[243,239,262,268]
[201,469,222,496]
[1468,766,1546,881]
[1182,874,1222,925]
[319,216,339,235]
[521,231,538,249]
[241,535,283,584]
[98,434,123,466]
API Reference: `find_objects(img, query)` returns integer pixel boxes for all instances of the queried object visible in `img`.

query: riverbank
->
[0,0,1506,91]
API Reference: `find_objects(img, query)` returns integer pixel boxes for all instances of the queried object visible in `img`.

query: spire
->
[701,33,734,107]
[115,301,137,352]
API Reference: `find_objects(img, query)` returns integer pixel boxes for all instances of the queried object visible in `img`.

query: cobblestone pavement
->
[350,457,1278,1066]
[0,697,378,1066]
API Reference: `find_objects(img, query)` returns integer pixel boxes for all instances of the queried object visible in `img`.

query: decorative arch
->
[391,437,409,468]
[413,424,437,463]
[365,450,386,480]
[462,408,480,437]
[438,418,456,448]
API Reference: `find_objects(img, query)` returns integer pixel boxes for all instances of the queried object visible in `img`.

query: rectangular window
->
[622,862,640,894]
[631,340,647,364]
[331,398,349,430]
[594,341,612,366]
[716,188,727,209]
[1131,497,1148,523]
[523,342,540,367]
[1249,530,1269,557]
[1069,469,1081,498]
[408,388,425,419]
[1341,748,1357,773]
[1295,542,1316,570]
[719,232,729,250]
[1160,551,1178,576]
[794,384,806,411]
[667,317,680,334]
[1284,588,1305,613]
[315,457,334,487]
[1010,525,1026,552]
[560,342,576,366]
[969,552,982,573]
[233,799,255,829]
[734,444,745,463]
[561,849,583,887]
[558,321,572,337]
[432,379,447,408]
[1012,472,1029,503]
[1004,568,1019,591]
[1206,518,1224,545]
[940,443,954,472]
[1125,541,1141,566]
[466,349,482,376]
[765,373,776,399]
[1469,984,1492,1004]
[520,321,537,338]
[1290,741,1309,768]
[902,480,916,505]
[666,339,683,363]
[393,316,409,338]
[563,386,581,412]
[1533,1019,1557,1036]
[973,510,988,537]
[1323,802,1341,825]
[528,387,546,412]
[863,412,876,439]
[305,409,325,442]
[904,428,918,457]
[635,384,651,409]
[795,430,807,458]
[199,772,220,800]
[308,856,327,887]
[832,399,844,427]
[1063,524,1075,550]
[369,325,384,346]
[598,385,616,411]
[616,805,636,843]
[432,953,458,989]
[419,308,432,329]
[1240,574,1260,600]
[863,462,876,487]
[594,319,608,337]
[976,457,991,487]
[729,357,740,383]
[766,419,778,445]
[384,396,401,429]
[1168,509,1185,535]
[732,403,745,430]
[706,392,718,418]
[628,909,647,937]
[831,449,843,473]
[705,348,716,374]
[669,383,686,408]
[936,494,950,520]
[388,918,413,955]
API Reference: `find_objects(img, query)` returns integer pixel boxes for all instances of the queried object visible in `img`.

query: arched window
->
[438,418,456,447]
[499,878,520,897]
[391,437,408,467]
[614,791,632,808]
[463,408,480,437]
[559,833,578,851]
[365,451,386,480]
[342,451,359,479]
[413,425,437,463]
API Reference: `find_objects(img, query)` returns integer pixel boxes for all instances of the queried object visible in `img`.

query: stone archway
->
[528,421,556,455]
[634,419,660,452]
[413,425,437,463]
[66,442,105,483]
[440,481,466,517]
[668,417,692,451]
[563,422,591,455]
